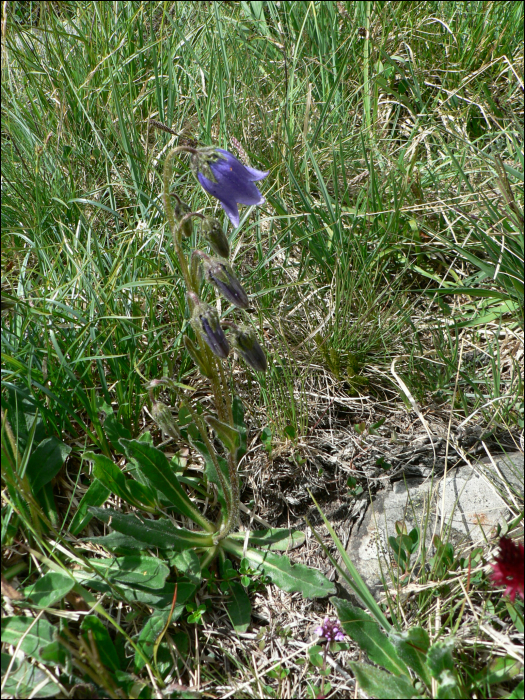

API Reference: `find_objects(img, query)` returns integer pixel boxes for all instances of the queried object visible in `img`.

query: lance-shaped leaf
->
[330,598,410,678]
[84,451,156,509]
[205,414,240,455]
[226,581,251,633]
[227,528,305,551]
[89,555,170,590]
[190,436,231,516]
[184,335,212,378]
[88,508,214,550]
[222,539,336,599]
[348,662,418,699]
[69,478,110,535]
[390,627,432,688]
[120,439,215,532]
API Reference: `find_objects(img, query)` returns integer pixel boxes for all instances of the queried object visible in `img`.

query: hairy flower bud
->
[171,194,193,237]
[151,401,181,440]
[202,217,230,258]
[188,292,230,359]
[230,325,267,372]
[200,255,250,310]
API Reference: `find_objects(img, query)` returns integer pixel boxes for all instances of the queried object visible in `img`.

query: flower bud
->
[190,251,204,291]
[188,292,230,359]
[201,255,250,310]
[230,325,267,372]
[171,194,193,237]
[202,217,230,258]
[151,401,181,440]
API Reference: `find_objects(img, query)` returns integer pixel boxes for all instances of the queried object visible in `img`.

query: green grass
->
[1,1,523,698]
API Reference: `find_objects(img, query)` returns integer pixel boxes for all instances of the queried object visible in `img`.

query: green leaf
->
[38,640,67,666]
[23,571,75,608]
[226,581,251,633]
[38,481,59,528]
[88,508,214,551]
[472,655,521,685]
[190,436,230,514]
[1,653,62,697]
[507,681,524,699]
[81,615,120,672]
[98,400,132,451]
[74,569,196,614]
[134,611,169,671]
[25,437,71,493]
[205,415,240,455]
[184,335,211,378]
[348,662,419,699]
[69,478,111,536]
[310,493,393,631]
[222,540,336,599]
[170,550,202,586]
[90,555,170,590]
[426,639,455,680]
[331,598,410,677]
[120,439,214,532]
[390,627,432,688]
[261,426,272,452]
[426,639,463,697]
[84,451,156,509]
[1,616,57,663]
[435,669,463,699]
[83,531,154,551]
[308,644,324,667]
[228,528,305,551]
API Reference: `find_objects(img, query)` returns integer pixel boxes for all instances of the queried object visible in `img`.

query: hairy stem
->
[162,147,199,290]
[187,404,233,526]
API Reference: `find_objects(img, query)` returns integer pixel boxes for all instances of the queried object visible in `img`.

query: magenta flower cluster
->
[315,617,345,642]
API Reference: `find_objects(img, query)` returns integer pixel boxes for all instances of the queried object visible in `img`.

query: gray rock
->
[340,452,524,603]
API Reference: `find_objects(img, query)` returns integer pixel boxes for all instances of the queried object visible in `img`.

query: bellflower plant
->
[86,126,336,636]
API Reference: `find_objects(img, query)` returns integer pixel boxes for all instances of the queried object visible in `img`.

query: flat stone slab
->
[341,452,524,601]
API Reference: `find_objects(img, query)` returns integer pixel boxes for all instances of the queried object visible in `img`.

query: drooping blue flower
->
[192,147,268,228]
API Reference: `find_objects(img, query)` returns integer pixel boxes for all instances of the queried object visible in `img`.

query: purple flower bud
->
[202,217,230,258]
[201,256,250,310]
[230,326,267,372]
[315,617,345,643]
[192,147,268,228]
[188,293,230,359]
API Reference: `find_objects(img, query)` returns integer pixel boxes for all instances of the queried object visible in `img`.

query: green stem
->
[217,359,234,426]
[219,451,239,538]
[162,147,199,290]
[199,545,219,572]
[187,404,233,523]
